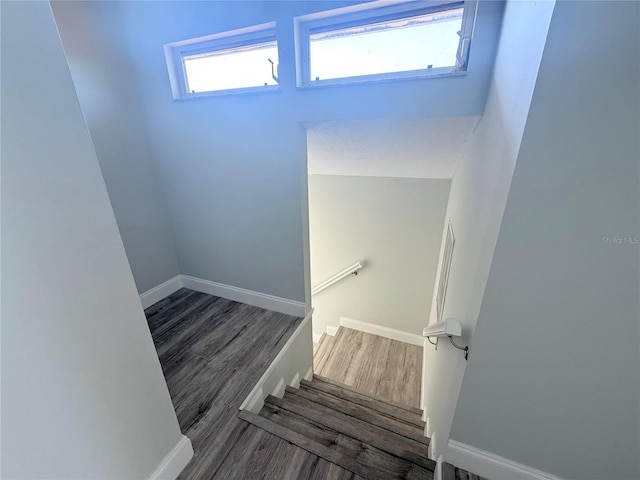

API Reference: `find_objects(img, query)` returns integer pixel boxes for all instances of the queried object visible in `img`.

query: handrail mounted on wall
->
[311,261,363,296]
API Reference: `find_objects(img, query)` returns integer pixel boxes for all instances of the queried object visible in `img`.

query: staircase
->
[239,374,436,480]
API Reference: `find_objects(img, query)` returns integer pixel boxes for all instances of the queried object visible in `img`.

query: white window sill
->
[173,84,280,101]
[296,69,468,91]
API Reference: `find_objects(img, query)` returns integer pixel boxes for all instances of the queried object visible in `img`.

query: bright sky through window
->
[183,41,278,93]
[309,8,463,82]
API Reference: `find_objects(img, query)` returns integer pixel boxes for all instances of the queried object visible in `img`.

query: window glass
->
[309,8,463,82]
[183,40,278,93]
[164,22,278,99]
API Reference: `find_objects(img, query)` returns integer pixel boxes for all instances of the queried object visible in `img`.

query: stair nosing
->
[302,377,425,429]
[291,384,429,445]
[312,374,423,416]
[239,409,422,480]
[267,393,434,471]
[313,334,338,373]
[258,401,432,480]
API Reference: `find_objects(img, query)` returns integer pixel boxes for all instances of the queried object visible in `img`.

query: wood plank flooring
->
[241,376,434,480]
[145,288,360,479]
[311,328,484,480]
[314,327,422,408]
[442,462,488,480]
[147,291,484,479]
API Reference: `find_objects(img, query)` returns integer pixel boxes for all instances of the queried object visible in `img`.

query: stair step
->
[442,462,486,480]
[293,384,428,445]
[313,333,337,373]
[266,393,434,471]
[239,410,420,480]
[313,374,422,416]
[305,376,424,428]
[257,402,433,480]
[313,333,326,356]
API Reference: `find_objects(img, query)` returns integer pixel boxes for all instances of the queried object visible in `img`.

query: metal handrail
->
[311,261,363,296]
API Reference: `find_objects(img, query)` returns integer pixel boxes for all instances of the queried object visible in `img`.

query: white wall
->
[450,2,640,479]
[307,117,480,179]
[1,2,185,478]
[309,175,450,336]
[52,2,181,294]
[422,0,556,457]
[76,0,504,304]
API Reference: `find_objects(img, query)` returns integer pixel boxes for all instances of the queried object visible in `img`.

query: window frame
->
[293,0,477,88]
[164,22,279,100]
[437,218,455,323]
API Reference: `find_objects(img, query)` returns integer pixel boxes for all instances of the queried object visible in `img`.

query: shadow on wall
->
[308,174,450,337]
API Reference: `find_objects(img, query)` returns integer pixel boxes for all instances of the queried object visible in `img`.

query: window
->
[164,22,279,99]
[294,1,476,87]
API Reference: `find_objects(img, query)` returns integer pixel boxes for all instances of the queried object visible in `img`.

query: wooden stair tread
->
[304,377,425,428]
[266,393,433,471]
[257,402,433,480]
[442,462,486,480]
[442,462,456,480]
[313,374,422,416]
[292,384,428,445]
[239,410,431,480]
[313,333,326,356]
[313,334,337,373]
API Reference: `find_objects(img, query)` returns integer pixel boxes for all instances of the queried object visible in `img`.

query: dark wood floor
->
[443,462,487,480]
[145,288,360,479]
[146,289,484,479]
[240,375,433,479]
[314,327,422,408]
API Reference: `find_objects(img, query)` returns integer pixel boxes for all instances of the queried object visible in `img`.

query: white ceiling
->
[307,116,480,179]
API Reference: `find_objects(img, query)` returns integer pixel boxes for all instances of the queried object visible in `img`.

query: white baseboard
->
[289,372,301,388]
[326,325,339,336]
[139,275,183,309]
[239,311,313,412]
[181,275,305,317]
[429,433,438,459]
[434,455,443,480]
[304,366,313,381]
[446,440,563,480]
[272,377,286,398]
[147,435,193,480]
[339,317,423,346]
[138,274,305,317]
[245,387,265,414]
[312,332,323,343]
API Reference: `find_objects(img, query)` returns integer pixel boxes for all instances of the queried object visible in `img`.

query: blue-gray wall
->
[451,2,640,478]
[55,0,504,301]
[2,2,184,477]
[422,0,553,456]
[53,2,181,294]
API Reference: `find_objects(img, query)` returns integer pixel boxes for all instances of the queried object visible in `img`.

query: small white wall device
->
[423,318,469,360]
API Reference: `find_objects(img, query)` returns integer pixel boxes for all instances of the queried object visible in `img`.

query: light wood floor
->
[314,327,423,409]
